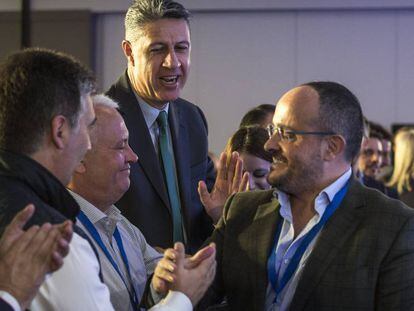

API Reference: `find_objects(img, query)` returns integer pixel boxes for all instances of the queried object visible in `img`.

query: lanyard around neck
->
[77,210,139,310]
[267,179,350,302]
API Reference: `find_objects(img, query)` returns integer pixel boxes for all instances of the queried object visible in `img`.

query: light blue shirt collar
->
[274,168,352,221]
[132,92,169,130]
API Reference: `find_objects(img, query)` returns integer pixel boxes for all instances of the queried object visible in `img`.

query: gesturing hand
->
[151,242,216,306]
[198,152,248,223]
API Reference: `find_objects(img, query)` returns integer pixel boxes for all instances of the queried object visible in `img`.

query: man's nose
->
[126,144,138,164]
[264,134,281,154]
[163,50,180,69]
[371,152,380,163]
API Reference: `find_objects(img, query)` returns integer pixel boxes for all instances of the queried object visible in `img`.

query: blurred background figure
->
[225,126,272,191]
[387,128,414,207]
[352,117,370,177]
[357,122,399,199]
[358,132,384,179]
[198,125,273,223]
[239,104,275,128]
[369,121,393,182]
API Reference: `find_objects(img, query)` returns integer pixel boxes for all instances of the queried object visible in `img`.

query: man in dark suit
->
[199,82,414,310]
[106,0,217,252]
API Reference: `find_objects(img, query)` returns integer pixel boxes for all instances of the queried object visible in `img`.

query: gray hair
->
[125,0,190,42]
[92,94,119,109]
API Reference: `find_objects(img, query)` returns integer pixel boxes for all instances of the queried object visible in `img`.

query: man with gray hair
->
[106,0,219,253]
[68,94,216,311]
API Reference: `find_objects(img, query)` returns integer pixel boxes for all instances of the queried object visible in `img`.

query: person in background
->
[199,126,272,224]
[358,132,384,179]
[239,104,276,128]
[0,205,72,311]
[387,127,414,207]
[357,131,399,199]
[225,126,272,192]
[106,0,220,253]
[369,121,393,182]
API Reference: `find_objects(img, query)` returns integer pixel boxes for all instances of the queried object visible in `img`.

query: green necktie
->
[156,111,184,243]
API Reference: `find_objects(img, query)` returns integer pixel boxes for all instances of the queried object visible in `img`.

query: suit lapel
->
[252,197,282,310]
[290,180,366,310]
[115,73,170,209]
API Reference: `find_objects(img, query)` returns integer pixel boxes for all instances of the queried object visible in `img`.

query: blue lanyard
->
[77,210,139,310]
[267,180,350,302]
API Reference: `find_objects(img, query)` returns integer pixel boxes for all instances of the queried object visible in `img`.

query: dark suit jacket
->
[0,298,13,311]
[362,175,399,199]
[199,178,414,310]
[106,72,215,253]
[401,191,414,208]
[399,178,414,208]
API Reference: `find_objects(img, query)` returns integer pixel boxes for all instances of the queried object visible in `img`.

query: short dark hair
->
[225,126,272,163]
[239,104,276,128]
[368,121,392,141]
[303,81,364,162]
[0,48,95,155]
[125,0,190,42]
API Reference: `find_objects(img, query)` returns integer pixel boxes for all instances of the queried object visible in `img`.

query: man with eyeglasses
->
[197,81,414,310]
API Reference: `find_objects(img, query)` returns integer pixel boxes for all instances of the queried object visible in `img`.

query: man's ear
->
[122,40,134,66]
[323,135,346,161]
[51,115,69,150]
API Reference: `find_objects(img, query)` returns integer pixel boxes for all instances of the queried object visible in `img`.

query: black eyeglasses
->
[266,124,336,142]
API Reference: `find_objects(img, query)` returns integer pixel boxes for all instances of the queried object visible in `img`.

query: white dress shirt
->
[69,190,163,311]
[0,291,21,311]
[16,229,191,311]
[30,232,114,311]
[151,291,192,311]
[265,168,352,311]
[1,190,192,311]
[135,94,169,156]
[1,290,192,311]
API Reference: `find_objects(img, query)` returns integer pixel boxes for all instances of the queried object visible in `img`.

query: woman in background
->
[387,127,414,207]
[224,126,272,191]
[199,126,273,223]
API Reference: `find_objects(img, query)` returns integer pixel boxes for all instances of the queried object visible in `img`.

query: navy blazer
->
[106,72,215,253]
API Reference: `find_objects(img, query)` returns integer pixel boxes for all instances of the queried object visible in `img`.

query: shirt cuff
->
[0,290,21,311]
[158,291,192,311]
[150,282,165,304]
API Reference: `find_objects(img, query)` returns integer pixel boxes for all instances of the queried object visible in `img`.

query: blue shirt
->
[133,93,169,156]
[265,168,352,310]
